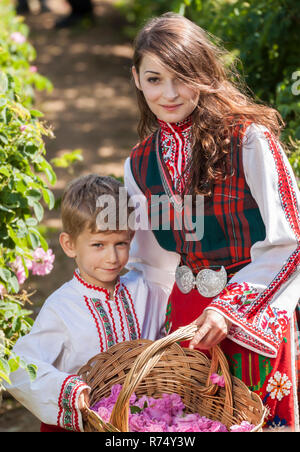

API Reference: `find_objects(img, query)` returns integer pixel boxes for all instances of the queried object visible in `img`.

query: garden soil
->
[0,0,139,432]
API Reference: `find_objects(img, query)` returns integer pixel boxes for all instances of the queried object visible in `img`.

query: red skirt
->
[167,282,299,431]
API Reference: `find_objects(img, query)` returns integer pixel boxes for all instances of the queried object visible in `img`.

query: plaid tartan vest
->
[130,123,266,274]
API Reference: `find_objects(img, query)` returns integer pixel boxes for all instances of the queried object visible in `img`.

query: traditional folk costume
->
[5,269,169,432]
[124,118,300,431]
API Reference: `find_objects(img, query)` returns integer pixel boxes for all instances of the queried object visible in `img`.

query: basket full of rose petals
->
[78,324,267,432]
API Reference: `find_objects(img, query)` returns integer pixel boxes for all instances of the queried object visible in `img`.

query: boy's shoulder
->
[42,278,79,311]
[121,269,144,283]
[120,269,148,291]
[120,270,165,297]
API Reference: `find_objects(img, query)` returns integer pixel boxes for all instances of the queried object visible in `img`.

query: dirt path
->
[1,0,139,432]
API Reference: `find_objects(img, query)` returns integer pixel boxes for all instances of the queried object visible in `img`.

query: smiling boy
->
[5,174,170,432]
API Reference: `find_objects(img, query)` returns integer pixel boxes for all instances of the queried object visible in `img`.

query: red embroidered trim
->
[248,247,300,319]
[74,270,111,296]
[84,295,105,352]
[102,290,118,343]
[246,132,300,316]
[264,131,300,239]
[57,375,87,432]
[210,131,300,355]
[57,375,75,427]
[71,382,87,432]
[114,280,126,342]
[123,284,141,338]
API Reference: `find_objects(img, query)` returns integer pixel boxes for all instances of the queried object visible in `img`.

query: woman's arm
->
[124,157,180,292]
[190,124,300,357]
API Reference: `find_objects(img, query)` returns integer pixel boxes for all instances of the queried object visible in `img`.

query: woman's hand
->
[189,309,232,350]
[78,388,90,421]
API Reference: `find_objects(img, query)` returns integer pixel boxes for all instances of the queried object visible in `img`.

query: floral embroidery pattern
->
[266,415,287,431]
[81,276,140,351]
[159,117,192,194]
[57,375,89,431]
[119,287,138,341]
[266,371,292,401]
[210,280,292,357]
[92,298,115,348]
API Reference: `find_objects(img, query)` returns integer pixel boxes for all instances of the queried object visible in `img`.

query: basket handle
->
[109,323,233,432]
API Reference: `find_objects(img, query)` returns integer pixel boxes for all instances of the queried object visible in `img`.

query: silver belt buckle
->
[175,265,227,298]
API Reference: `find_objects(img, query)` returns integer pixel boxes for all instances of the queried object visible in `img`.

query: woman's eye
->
[147,77,160,84]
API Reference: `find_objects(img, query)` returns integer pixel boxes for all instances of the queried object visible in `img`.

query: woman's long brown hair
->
[132,12,284,195]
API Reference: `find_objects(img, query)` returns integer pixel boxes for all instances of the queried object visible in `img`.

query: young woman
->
[124,12,300,431]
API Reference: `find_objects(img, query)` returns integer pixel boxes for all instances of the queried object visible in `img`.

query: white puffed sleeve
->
[4,300,90,431]
[207,124,300,357]
[124,157,180,293]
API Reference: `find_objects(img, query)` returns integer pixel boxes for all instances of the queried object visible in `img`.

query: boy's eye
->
[92,243,103,248]
[117,242,129,247]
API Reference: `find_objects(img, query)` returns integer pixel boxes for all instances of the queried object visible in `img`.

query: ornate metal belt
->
[175,265,227,298]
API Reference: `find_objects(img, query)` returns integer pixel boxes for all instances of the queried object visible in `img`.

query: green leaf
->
[130,405,142,414]
[26,363,37,381]
[0,267,11,283]
[8,356,20,373]
[32,200,44,222]
[7,274,19,293]
[25,217,38,226]
[0,369,11,384]
[0,356,10,378]
[28,227,41,249]
[41,187,55,209]
[30,109,44,118]
[0,72,8,94]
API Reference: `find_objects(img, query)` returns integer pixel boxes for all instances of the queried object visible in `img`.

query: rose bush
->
[0,1,80,391]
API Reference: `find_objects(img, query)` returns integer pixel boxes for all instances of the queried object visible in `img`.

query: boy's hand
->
[78,388,90,421]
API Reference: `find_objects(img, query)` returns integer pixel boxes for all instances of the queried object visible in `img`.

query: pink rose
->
[0,283,5,298]
[96,406,111,423]
[230,421,254,432]
[31,248,55,276]
[129,413,149,432]
[11,256,32,285]
[10,32,26,44]
[210,372,225,387]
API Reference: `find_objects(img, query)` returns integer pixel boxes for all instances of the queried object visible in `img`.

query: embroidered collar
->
[156,116,192,195]
[73,269,122,299]
[157,115,192,135]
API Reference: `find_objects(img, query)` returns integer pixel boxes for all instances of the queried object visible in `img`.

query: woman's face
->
[132,53,199,123]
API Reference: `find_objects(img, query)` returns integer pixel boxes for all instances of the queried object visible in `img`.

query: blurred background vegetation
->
[116,0,300,177]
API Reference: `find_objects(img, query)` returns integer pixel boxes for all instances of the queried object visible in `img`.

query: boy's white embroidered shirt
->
[5,269,168,431]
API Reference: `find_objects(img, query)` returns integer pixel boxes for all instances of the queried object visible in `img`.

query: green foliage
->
[116,0,191,38]
[116,0,300,178]
[0,0,79,389]
[51,149,83,168]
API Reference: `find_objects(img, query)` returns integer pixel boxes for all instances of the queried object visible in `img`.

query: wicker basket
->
[79,324,267,432]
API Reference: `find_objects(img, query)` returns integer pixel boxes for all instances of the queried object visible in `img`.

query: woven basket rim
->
[79,325,267,432]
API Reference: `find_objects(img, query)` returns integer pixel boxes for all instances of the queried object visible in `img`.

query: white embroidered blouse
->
[5,269,169,431]
[124,123,300,358]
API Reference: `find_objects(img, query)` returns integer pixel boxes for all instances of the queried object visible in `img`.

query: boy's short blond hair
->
[61,174,134,239]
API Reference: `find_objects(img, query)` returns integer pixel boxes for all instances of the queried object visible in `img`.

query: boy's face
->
[60,227,133,293]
